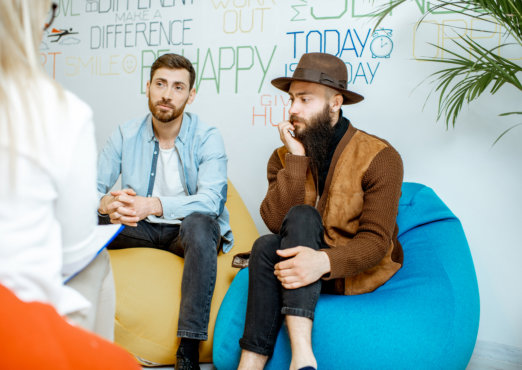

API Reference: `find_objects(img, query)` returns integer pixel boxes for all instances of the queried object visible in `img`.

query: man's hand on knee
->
[274,247,331,289]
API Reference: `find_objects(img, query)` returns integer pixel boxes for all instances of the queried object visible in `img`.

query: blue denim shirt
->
[97,112,233,252]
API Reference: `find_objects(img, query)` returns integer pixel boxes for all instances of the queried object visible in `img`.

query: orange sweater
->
[0,284,140,370]
[260,124,404,295]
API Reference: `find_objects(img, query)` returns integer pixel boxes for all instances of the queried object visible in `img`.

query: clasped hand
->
[274,247,331,289]
[102,189,159,227]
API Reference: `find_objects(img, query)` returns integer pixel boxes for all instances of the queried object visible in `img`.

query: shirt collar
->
[145,114,155,143]
[145,112,191,144]
[177,112,190,144]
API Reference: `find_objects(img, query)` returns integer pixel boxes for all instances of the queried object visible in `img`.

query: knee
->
[250,234,280,265]
[180,213,220,247]
[284,205,322,228]
[182,213,219,233]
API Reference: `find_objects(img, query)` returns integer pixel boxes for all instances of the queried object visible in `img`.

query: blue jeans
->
[101,213,221,341]
[239,205,328,357]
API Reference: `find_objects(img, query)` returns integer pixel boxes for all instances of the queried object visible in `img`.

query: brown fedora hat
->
[271,53,364,105]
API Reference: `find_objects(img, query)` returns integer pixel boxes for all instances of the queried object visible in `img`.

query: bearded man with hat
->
[237,53,404,370]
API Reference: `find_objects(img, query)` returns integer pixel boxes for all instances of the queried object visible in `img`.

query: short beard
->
[148,97,187,123]
[291,105,334,176]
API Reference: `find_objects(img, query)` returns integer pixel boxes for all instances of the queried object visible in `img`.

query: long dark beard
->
[292,105,334,177]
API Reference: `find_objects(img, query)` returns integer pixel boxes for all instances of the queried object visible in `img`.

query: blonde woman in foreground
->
[0,0,124,347]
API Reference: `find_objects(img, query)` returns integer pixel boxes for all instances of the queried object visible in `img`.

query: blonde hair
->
[0,0,64,188]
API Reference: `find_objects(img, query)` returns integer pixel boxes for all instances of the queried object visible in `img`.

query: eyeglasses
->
[44,2,57,31]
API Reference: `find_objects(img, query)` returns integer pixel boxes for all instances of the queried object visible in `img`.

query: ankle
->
[177,338,200,363]
[238,349,268,370]
[289,348,317,370]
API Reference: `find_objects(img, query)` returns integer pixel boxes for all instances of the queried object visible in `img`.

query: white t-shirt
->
[0,79,115,316]
[147,147,186,224]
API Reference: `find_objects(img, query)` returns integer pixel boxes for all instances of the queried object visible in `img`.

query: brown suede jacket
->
[260,123,404,295]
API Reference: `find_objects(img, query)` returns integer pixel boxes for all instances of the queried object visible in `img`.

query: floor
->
[466,349,522,369]
[146,358,522,370]
[467,357,522,370]
[466,341,522,370]
[145,341,522,370]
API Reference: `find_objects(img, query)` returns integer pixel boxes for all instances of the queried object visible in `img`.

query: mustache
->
[289,114,305,124]
[156,99,175,109]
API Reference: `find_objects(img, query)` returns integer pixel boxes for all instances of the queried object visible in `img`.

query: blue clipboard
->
[63,224,124,284]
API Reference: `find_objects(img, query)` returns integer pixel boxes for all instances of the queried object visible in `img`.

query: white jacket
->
[0,79,116,316]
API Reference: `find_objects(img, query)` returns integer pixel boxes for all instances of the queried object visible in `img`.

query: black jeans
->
[239,205,325,357]
[101,213,221,341]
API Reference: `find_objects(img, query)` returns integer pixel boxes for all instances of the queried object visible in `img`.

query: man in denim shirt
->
[97,53,233,370]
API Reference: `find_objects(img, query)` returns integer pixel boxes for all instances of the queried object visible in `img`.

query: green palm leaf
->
[372,0,522,143]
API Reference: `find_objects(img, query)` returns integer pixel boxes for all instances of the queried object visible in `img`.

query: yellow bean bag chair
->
[108,181,258,366]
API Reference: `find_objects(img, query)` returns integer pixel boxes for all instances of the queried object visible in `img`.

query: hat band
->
[293,68,347,90]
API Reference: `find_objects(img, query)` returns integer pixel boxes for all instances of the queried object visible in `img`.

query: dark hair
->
[150,53,196,90]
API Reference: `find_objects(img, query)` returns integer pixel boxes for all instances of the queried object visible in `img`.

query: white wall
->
[42,0,522,350]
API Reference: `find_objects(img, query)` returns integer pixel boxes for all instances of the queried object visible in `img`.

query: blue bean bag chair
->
[213,182,480,369]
